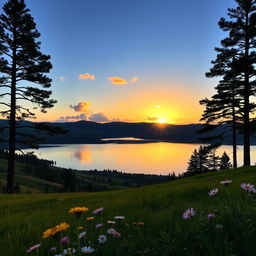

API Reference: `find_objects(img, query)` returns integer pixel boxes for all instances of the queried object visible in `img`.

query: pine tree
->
[219,152,232,170]
[207,149,220,172]
[187,149,199,175]
[199,78,243,168]
[206,0,256,166]
[0,0,56,193]
[187,146,211,175]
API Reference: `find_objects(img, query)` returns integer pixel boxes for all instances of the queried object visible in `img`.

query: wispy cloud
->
[108,76,139,85]
[60,76,66,82]
[79,73,95,80]
[108,77,128,85]
[129,77,139,83]
[69,101,92,113]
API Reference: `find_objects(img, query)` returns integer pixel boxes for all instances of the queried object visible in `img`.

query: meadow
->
[1,166,256,255]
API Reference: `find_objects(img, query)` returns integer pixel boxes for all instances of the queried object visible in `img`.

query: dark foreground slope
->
[1,166,256,255]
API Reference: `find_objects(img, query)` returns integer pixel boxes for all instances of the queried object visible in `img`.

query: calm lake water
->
[26,141,256,175]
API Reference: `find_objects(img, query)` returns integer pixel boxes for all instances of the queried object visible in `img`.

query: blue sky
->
[0,0,236,123]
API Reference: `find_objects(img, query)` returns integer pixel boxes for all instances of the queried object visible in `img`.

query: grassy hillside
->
[1,166,256,255]
[0,157,171,193]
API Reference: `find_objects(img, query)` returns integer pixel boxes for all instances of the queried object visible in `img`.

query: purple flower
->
[93,207,104,214]
[60,236,70,245]
[207,213,215,219]
[96,223,103,229]
[241,183,255,192]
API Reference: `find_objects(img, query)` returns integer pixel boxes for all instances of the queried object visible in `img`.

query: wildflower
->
[114,216,125,220]
[98,234,107,243]
[133,222,145,226]
[86,217,95,221]
[26,243,41,253]
[60,236,70,245]
[208,188,219,196]
[93,207,104,214]
[220,180,232,185]
[79,231,87,239]
[107,228,117,235]
[69,207,89,214]
[241,183,255,192]
[207,213,215,219]
[69,207,88,219]
[182,208,196,219]
[106,221,116,225]
[63,248,76,255]
[78,226,84,230]
[81,246,95,254]
[42,223,70,238]
[112,231,121,238]
[96,223,103,229]
[50,247,57,252]
[216,224,223,229]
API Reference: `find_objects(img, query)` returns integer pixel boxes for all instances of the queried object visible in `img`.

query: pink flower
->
[182,208,196,219]
[220,180,232,185]
[208,213,215,219]
[112,231,121,238]
[208,188,219,196]
[27,243,41,253]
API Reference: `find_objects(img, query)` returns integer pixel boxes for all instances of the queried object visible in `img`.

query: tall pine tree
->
[0,0,56,193]
[205,0,256,166]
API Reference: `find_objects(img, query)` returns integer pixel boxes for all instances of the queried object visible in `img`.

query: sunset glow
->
[13,0,224,125]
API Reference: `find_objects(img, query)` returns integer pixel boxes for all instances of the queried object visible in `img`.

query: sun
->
[158,118,166,124]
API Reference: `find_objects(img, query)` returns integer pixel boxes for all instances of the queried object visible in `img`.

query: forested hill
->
[0,120,252,145]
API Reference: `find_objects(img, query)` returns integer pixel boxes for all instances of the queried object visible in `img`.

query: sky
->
[0,0,236,124]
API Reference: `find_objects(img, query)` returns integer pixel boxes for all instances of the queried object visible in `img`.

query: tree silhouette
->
[205,0,256,166]
[219,152,232,170]
[199,78,243,168]
[0,0,56,193]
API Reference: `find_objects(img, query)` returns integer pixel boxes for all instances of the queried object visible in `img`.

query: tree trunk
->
[232,81,237,168]
[6,25,17,194]
[243,10,250,166]
[7,70,16,194]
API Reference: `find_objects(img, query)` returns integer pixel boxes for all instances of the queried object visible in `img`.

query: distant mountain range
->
[0,120,253,147]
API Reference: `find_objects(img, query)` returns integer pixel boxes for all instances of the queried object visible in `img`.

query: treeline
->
[185,146,232,177]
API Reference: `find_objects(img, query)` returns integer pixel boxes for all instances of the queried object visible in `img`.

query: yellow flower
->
[78,226,84,230]
[42,228,53,239]
[42,223,70,238]
[69,207,89,214]
[86,217,95,221]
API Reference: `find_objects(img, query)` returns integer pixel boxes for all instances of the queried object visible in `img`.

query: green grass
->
[1,166,256,255]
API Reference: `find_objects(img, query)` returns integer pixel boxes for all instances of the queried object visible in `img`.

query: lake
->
[26,141,256,175]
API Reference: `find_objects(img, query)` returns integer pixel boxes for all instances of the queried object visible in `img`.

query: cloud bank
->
[89,113,109,122]
[58,113,87,122]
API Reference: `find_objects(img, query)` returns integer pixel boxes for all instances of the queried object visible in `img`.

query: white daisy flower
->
[98,234,107,244]
[81,246,95,254]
